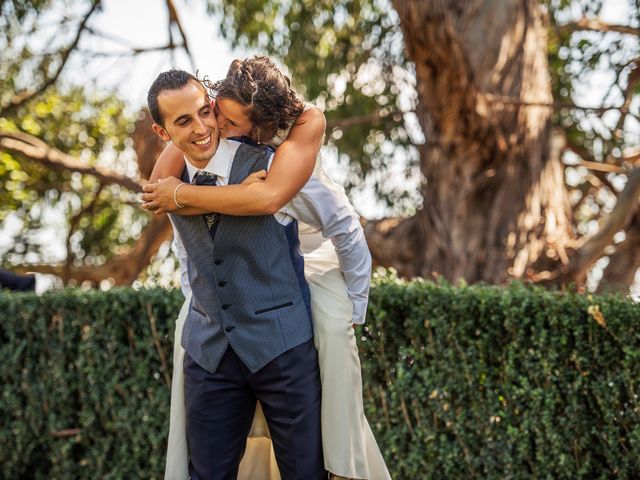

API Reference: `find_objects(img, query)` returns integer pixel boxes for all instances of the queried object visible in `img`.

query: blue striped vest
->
[170,141,313,373]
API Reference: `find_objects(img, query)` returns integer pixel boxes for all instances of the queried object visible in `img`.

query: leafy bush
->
[1,276,639,479]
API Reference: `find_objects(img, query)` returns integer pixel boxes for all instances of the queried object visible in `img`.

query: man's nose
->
[193,116,207,134]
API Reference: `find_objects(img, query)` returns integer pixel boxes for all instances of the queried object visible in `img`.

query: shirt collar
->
[184,139,235,181]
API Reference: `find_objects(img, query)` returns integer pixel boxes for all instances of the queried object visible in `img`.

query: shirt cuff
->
[351,298,369,325]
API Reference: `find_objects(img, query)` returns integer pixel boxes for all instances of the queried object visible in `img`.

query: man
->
[146,70,326,479]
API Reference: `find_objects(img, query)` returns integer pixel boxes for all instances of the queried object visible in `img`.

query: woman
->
[143,56,390,480]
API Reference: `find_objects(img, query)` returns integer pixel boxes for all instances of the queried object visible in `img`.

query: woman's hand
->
[241,169,267,185]
[141,176,184,214]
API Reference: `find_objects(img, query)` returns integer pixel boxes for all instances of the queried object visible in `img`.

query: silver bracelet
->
[173,182,186,209]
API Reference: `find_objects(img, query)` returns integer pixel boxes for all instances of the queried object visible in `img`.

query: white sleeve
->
[285,168,372,324]
[169,218,191,298]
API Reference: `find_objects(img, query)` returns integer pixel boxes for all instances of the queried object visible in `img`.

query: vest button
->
[225,326,235,332]
[214,259,223,265]
[218,281,227,287]
[222,304,231,310]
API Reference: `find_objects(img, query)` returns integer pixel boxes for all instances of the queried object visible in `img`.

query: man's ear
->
[152,123,171,141]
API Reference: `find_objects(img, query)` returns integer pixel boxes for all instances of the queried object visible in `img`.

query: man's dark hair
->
[147,69,199,126]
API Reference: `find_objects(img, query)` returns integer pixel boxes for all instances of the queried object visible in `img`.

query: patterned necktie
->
[192,170,220,238]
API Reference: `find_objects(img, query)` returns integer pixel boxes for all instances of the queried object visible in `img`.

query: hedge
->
[1,275,639,479]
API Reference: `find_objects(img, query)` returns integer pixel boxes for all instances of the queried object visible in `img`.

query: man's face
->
[152,80,219,166]
[214,97,253,139]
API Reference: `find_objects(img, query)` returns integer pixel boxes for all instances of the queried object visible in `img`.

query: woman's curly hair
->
[206,56,304,143]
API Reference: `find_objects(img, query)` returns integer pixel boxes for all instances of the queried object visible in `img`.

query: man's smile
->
[193,134,212,146]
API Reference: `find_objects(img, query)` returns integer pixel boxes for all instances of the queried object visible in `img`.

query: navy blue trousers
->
[184,340,326,480]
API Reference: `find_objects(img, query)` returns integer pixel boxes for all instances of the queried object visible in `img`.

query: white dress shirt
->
[172,138,372,324]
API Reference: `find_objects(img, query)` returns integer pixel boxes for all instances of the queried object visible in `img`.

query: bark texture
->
[367,0,574,283]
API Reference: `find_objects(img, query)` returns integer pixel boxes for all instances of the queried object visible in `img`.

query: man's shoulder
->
[228,137,275,157]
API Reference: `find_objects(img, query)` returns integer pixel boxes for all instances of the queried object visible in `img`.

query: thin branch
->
[75,43,188,59]
[482,92,626,113]
[327,110,402,130]
[614,60,640,137]
[64,184,105,283]
[51,428,81,438]
[84,25,136,48]
[146,303,172,389]
[578,160,626,174]
[565,140,640,171]
[563,140,619,192]
[0,1,101,118]
[559,18,640,36]
[326,93,637,133]
[166,0,195,71]
[0,131,142,192]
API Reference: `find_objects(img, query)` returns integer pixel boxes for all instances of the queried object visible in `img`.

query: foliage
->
[0,287,180,479]
[0,87,145,271]
[546,0,640,228]
[363,274,640,478]
[0,1,149,275]
[210,0,640,219]
[209,0,421,213]
[1,276,639,478]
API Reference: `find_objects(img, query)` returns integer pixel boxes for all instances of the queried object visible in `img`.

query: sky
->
[82,0,244,107]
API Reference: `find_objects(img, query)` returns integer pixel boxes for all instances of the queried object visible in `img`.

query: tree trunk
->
[367,0,573,283]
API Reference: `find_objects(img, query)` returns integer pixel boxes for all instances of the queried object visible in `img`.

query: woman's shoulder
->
[268,103,325,147]
[299,103,324,122]
[294,104,326,137]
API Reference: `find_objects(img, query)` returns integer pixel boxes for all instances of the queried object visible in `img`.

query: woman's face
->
[214,97,253,139]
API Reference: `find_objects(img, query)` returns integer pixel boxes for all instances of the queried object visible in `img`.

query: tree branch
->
[166,0,196,71]
[0,1,101,118]
[559,18,640,36]
[15,215,173,286]
[482,92,627,113]
[563,139,622,192]
[326,92,637,133]
[598,211,640,292]
[363,215,425,278]
[84,25,136,48]
[75,43,190,58]
[0,131,142,192]
[614,59,640,137]
[326,109,402,130]
[578,160,626,174]
[556,168,640,284]
[563,140,640,196]
[64,184,105,283]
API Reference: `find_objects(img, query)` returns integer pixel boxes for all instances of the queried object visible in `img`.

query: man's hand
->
[241,169,267,185]
[141,176,183,214]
